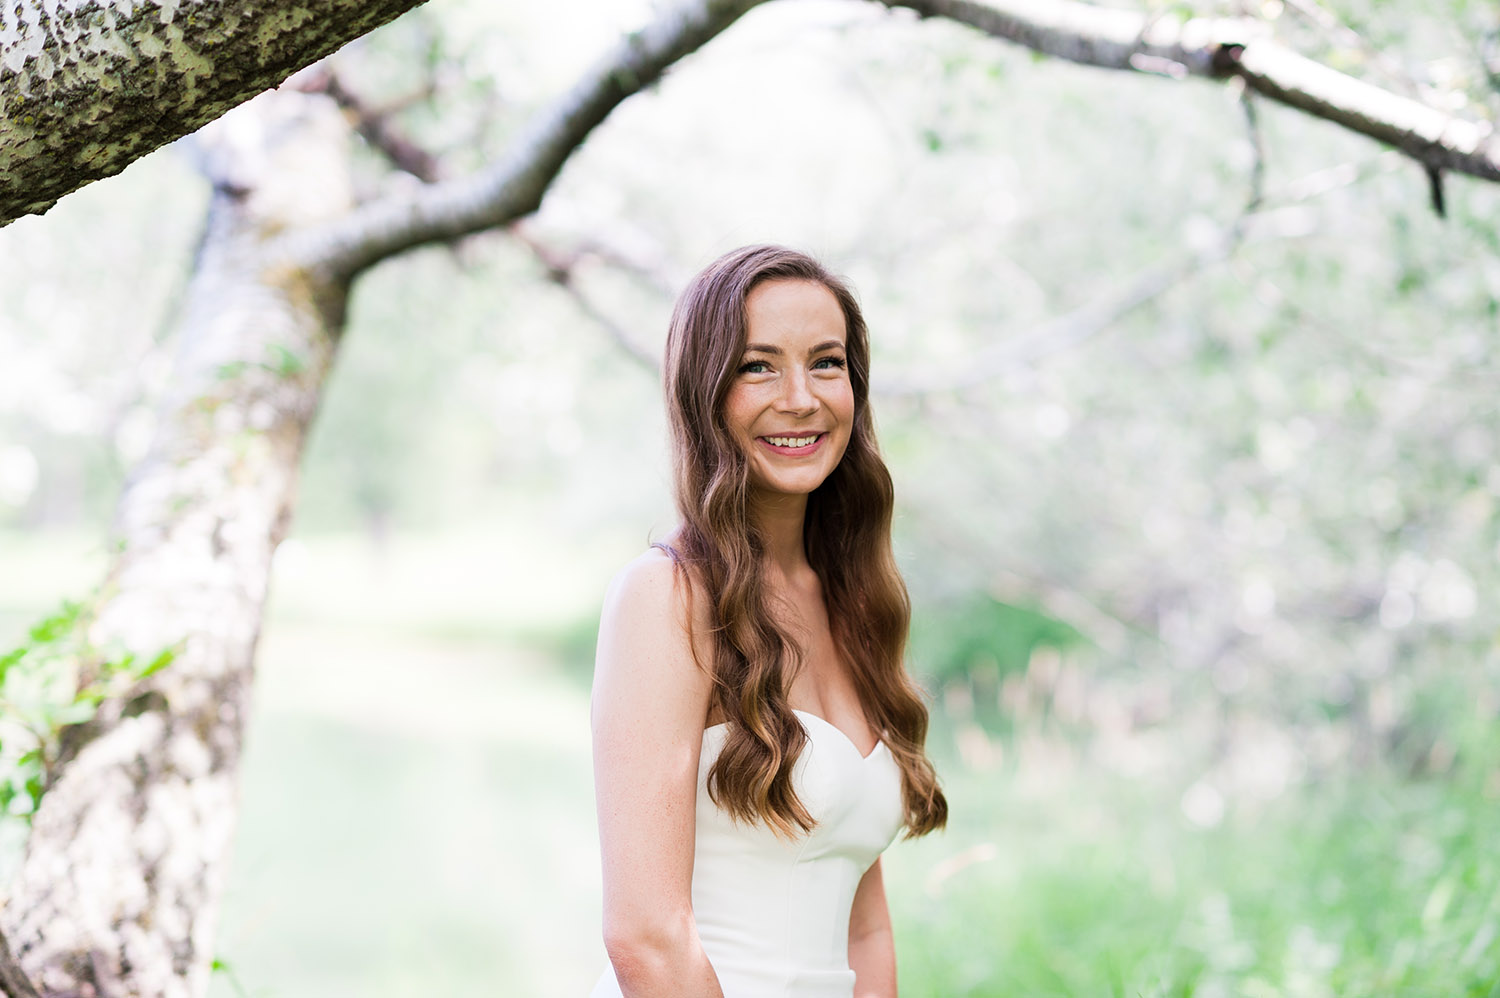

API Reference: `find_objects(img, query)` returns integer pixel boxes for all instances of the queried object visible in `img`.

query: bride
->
[589,245,947,998]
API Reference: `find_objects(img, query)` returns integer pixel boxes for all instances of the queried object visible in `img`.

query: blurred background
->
[2,0,1498,994]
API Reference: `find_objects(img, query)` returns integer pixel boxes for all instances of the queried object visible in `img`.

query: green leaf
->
[136,647,176,680]
[27,600,82,645]
[0,646,25,680]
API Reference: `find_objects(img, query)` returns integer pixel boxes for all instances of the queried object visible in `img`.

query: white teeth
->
[767,435,818,448]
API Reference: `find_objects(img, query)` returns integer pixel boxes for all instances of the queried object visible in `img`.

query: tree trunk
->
[0,89,354,998]
[0,0,427,226]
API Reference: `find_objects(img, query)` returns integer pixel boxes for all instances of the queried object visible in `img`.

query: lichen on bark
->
[0,0,429,226]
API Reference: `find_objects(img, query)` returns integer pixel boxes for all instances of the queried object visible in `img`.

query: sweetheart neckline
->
[703,708,887,762]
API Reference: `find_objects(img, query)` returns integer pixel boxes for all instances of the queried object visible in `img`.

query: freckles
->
[723,386,758,425]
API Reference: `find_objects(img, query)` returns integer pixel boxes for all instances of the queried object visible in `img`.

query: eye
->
[812,356,847,370]
[738,360,771,375]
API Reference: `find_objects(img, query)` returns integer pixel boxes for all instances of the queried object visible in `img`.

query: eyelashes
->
[737,356,847,374]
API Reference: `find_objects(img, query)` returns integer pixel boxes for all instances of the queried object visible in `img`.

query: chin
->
[753,472,833,497]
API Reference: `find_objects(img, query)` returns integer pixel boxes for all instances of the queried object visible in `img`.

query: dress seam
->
[779,747,819,996]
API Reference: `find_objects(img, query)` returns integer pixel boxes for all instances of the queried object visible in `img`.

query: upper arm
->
[592,550,714,950]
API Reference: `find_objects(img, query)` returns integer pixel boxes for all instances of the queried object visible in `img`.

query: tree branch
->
[878,0,1500,183]
[281,0,770,282]
[1227,42,1499,181]
[0,0,429,227]
[509,225,661,372]
[880,0,1256,75]
[8,0,1496,234]
[1236,78,1265,222]
[294,67,444,182]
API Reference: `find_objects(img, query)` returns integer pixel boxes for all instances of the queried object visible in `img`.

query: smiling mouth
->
[757,432,825,454]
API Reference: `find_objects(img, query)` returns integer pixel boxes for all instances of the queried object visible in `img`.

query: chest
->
[778,594,877,755]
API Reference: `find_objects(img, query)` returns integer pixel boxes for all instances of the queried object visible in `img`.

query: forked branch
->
[280,0,772,281]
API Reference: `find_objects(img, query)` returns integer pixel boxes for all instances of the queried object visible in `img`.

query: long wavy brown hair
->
[658,244,946,840]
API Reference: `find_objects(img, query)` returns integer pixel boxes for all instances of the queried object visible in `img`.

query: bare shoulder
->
[602,547,683,618]
[593,547,714,735]
[600,546,710,645]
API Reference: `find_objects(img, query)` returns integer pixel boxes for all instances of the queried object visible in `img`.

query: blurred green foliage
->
[911,595,1086,685]
[0,598,175,822]
[892,720,1500,997]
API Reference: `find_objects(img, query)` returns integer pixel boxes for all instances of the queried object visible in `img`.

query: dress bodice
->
[590,709,905,998]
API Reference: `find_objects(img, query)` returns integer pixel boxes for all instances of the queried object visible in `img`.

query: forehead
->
[743,279,846,348]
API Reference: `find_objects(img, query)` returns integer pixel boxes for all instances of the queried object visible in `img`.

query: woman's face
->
[723,279,855,502]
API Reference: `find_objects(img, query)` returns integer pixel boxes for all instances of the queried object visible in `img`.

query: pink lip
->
[757,432,826,456]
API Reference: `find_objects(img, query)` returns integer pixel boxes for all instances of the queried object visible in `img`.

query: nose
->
[774,367,819,417]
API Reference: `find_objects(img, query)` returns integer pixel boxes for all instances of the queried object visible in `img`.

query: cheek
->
[832,386,856,430]
[722,389,755,438]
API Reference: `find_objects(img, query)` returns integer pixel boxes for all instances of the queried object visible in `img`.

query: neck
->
[750,489,809,578]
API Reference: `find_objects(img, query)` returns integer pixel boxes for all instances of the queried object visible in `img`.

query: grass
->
[3,527,1498,996]
[887,730,1500,997]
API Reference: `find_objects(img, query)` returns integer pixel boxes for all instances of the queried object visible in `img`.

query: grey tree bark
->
[0,90,356,998]
[0,0,428,225]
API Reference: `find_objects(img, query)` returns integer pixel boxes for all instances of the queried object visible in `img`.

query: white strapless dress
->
[589,709,905,998]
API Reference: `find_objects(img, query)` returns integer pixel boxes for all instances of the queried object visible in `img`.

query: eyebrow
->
[742,340,846,355]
